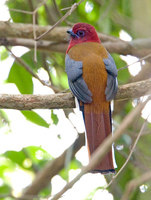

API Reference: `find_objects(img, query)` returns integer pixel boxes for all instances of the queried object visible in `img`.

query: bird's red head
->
[66,23,100,53]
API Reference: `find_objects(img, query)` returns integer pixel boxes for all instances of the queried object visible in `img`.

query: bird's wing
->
[103,53,118,101]
[65,54,92,103]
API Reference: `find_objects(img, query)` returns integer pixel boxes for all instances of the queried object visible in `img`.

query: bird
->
[65,23,118,174]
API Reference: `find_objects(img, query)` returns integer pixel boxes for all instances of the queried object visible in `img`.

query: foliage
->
[0,0,151,199]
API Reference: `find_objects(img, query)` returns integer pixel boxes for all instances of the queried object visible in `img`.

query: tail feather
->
[83,107,115,174]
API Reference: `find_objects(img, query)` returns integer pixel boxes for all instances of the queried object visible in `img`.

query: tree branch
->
[0,93,75,110]
[0,37,67,53]
[115,78,151,100]
[0,22,68,41]
[106,119,148,189]
[36,0,85,41]
[0,22,151,57]
[0,78,151,110]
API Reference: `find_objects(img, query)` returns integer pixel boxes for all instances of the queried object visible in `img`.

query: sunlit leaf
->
[21,111,50,128]
[24,146,52,169]
[25,146,51,161]
[0,47,9,61]
[59,159,82,181]
[4,151,26,168]
[51,110,58,125]
[7,0,32,23]
[40,187,52,197]
[20,51,43,72]
[38,5,48,25]
[0,157,16,176]
[112,54,129,84]
[7,62,33,94]
[0,110,10,128]
[0,185,11,194]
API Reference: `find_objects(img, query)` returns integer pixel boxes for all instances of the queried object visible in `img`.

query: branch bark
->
[0,37,67,53]
[0,93,75,110]
[0,22,151,58]
[0,21,120,42]
[0,78,151,110]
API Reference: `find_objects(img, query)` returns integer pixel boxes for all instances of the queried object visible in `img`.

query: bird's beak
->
[67,29,79,38]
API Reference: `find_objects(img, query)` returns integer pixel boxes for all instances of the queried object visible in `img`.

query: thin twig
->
[6,47,51,88]
[121,171,151,200]
[118,53,151,71]
[9,8,33,14]
[34,0,48,13]
[106,118,149,189]
[32,0,48,62]
[52,0,62,17]
[9,0,48,15]
[9,0,48,62]
[36,0,85,41]
[52,0,73,26]
[61,6,72,11]
[32,13,37,62]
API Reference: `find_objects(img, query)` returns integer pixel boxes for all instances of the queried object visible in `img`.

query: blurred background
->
[0,0,151,199]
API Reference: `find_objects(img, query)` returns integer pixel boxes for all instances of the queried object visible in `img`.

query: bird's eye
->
[76,30,85,37]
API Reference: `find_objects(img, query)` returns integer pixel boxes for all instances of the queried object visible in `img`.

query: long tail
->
[81,104,115,174]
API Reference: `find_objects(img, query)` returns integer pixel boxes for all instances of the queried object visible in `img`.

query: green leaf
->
[48,54,68,89]
[7,0,32,23]
[0,110,10,128]
[59,159,82,181]
[24,146,52,168]
[7,62,33,94]
[51,110,58,125]
[0,157,16,176]
[21,111,50,128]
[112,54,129,84]
[84,187,101,200]
[40,187,52,197]
[20,51,43,72]
[0,185,11,194]
[115,150,134,190]
[4,151,26,168]
[38,5,48,25]
[0,47,9,61]
[6,50,45,94]
[56,69,69,89]
[3,146,52,171]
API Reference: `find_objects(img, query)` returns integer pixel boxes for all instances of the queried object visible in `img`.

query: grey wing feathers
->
[103,53,118,101]
[65,54,83,81]
[65,54,92,103]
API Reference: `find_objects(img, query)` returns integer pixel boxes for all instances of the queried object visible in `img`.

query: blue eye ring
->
[76,30,85,37]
